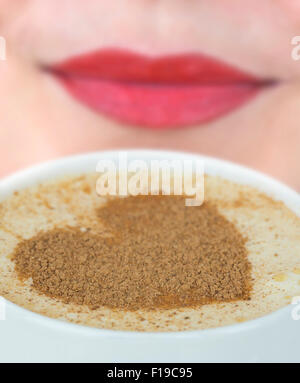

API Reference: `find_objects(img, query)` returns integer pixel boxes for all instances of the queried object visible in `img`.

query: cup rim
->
[1,148,299,338]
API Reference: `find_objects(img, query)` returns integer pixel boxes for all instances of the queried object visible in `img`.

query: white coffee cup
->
[0,149,299,362]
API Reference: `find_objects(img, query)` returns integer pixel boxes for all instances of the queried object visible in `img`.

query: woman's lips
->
[49,49,270,129]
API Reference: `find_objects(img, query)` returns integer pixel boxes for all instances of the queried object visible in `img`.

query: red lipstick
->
[50,49,269,129]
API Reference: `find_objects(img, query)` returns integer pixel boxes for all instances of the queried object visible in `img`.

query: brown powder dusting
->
[12,196,251,311]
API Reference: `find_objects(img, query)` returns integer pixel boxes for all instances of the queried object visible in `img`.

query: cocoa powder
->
[12,196,251,311]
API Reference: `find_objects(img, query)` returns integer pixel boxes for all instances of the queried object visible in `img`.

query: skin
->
[0,0,300,189]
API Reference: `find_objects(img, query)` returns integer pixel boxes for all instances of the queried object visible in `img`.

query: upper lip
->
[50,49,267,85]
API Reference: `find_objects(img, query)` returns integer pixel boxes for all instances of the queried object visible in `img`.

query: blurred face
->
[0,0,300,189]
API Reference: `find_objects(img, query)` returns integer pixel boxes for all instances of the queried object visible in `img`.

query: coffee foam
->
[0,174,300,332]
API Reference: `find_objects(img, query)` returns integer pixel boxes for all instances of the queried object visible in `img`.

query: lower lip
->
[56,75,261,129]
